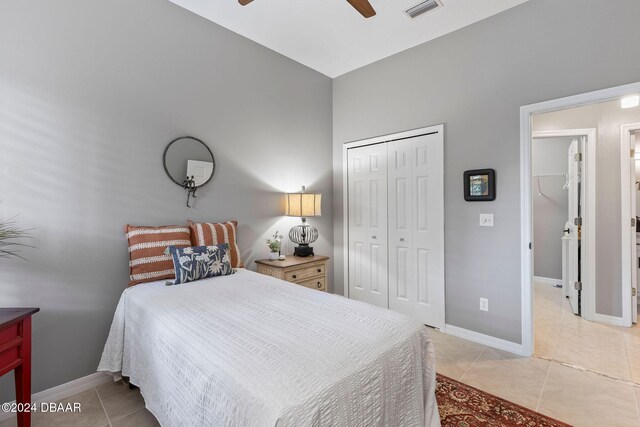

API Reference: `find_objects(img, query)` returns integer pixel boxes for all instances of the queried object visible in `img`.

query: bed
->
[98,268,440,426]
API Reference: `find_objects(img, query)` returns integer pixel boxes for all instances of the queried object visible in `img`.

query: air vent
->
[405,0,442,19]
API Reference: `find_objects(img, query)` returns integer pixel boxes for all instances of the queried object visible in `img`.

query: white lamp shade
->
[284,192,322,217]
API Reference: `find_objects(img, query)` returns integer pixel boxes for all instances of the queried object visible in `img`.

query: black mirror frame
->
[162,136,215,188]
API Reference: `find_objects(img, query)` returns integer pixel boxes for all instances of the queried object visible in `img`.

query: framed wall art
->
[464,169,496,201]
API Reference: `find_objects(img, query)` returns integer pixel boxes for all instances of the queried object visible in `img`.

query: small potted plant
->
[266,231,283,260]
[0,209,32,260]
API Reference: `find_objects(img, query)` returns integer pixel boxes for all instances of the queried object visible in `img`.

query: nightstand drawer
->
[285,263,325,282]
[298,277,326,291]
[255,255,329,292]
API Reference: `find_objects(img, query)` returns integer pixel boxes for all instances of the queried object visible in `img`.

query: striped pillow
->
[125,225,192,286]
[187,220,244,268]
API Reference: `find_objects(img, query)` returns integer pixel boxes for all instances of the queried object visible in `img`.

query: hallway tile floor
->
[534,279,640,384]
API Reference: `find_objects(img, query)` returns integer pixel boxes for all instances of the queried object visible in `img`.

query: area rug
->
[436,374,572,427]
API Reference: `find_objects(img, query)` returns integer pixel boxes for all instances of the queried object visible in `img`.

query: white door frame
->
[342,123,444,299]
[520,81,640,356]
[531,129,596,322]
[621,123,640,326]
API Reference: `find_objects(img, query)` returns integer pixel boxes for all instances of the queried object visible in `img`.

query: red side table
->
[0,308,39,427]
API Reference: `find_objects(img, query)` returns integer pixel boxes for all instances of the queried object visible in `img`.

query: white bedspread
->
[98,269,440,427]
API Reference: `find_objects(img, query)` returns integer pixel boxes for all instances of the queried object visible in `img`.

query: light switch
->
[479,214,494,227]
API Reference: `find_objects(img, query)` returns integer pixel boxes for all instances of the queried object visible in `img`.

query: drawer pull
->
[317,282,322,288]
[317,268,322,273]
[292,274,297,279]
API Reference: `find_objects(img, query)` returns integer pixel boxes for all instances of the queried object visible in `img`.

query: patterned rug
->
[436,374,572,427]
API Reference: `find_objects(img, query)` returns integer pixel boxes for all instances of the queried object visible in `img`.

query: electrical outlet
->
[479,214,494,227]
[479,298,489,311]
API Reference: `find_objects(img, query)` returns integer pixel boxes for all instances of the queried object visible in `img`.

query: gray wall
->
[533,100,640,316]
[532,137,572,280]
[0,0,332,402]
[333,0,640,343]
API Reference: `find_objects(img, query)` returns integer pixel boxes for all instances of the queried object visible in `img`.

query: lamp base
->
[294,246,314,257]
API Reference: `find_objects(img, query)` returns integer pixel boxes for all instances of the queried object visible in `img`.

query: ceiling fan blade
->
[238,0,254,5]
[346,0,376,18]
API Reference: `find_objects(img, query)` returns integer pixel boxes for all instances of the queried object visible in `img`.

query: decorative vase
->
[268,252,279,260]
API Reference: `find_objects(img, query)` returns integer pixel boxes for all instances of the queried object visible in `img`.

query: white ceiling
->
[169,0,530,78]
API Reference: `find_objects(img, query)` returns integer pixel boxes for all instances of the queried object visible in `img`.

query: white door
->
[388,133,445,328]
[567,139,581,315]
[631,133,638,323]
[347,143,389,308]
[621,125,640,326]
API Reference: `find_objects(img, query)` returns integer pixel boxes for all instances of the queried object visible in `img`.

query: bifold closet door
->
[388,133,445,329]
[347,143,389,308]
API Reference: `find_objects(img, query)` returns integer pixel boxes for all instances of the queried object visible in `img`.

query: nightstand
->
[255,255,329,291]
[1,307,39,427]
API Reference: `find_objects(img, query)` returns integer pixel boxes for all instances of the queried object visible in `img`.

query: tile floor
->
[1,281,639,427]
[431,280,640,426]
[0,381,158,427]
[534,279,640,383]
[431,330,640,427]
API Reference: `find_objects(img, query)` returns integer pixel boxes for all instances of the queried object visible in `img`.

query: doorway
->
[526,94,640,382]
[622,124,640,325]
[531,130,595,323]
[530,129,595,361]
[520,82,640,359]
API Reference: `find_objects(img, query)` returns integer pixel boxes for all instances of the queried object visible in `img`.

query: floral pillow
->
[166,244,234,285]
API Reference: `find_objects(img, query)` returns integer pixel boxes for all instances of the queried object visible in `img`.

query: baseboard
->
[444,324,525,356]
[593,313,627,327]
[533,276,562,286]
[0,372,112,422]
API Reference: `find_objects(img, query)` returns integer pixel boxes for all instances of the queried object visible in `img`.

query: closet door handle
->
[399,238,405,242]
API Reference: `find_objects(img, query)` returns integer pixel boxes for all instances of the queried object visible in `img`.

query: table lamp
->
[284,186,321,257]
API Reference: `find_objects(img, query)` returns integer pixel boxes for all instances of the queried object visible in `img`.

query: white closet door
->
[632,133,638,324]
[567,139,580,315]
[347,143,388,308]
[388,139,415,313]
[388,133,445,328]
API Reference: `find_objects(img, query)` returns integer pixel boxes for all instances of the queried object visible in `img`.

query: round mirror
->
[163,136,215,187]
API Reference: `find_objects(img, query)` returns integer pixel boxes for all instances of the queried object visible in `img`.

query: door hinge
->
[633,288,637,297]
[574,217,582,226]
[632,218,637,227]
[632,148,636,158]
[574,281,582,291]
[574,153,583,162]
